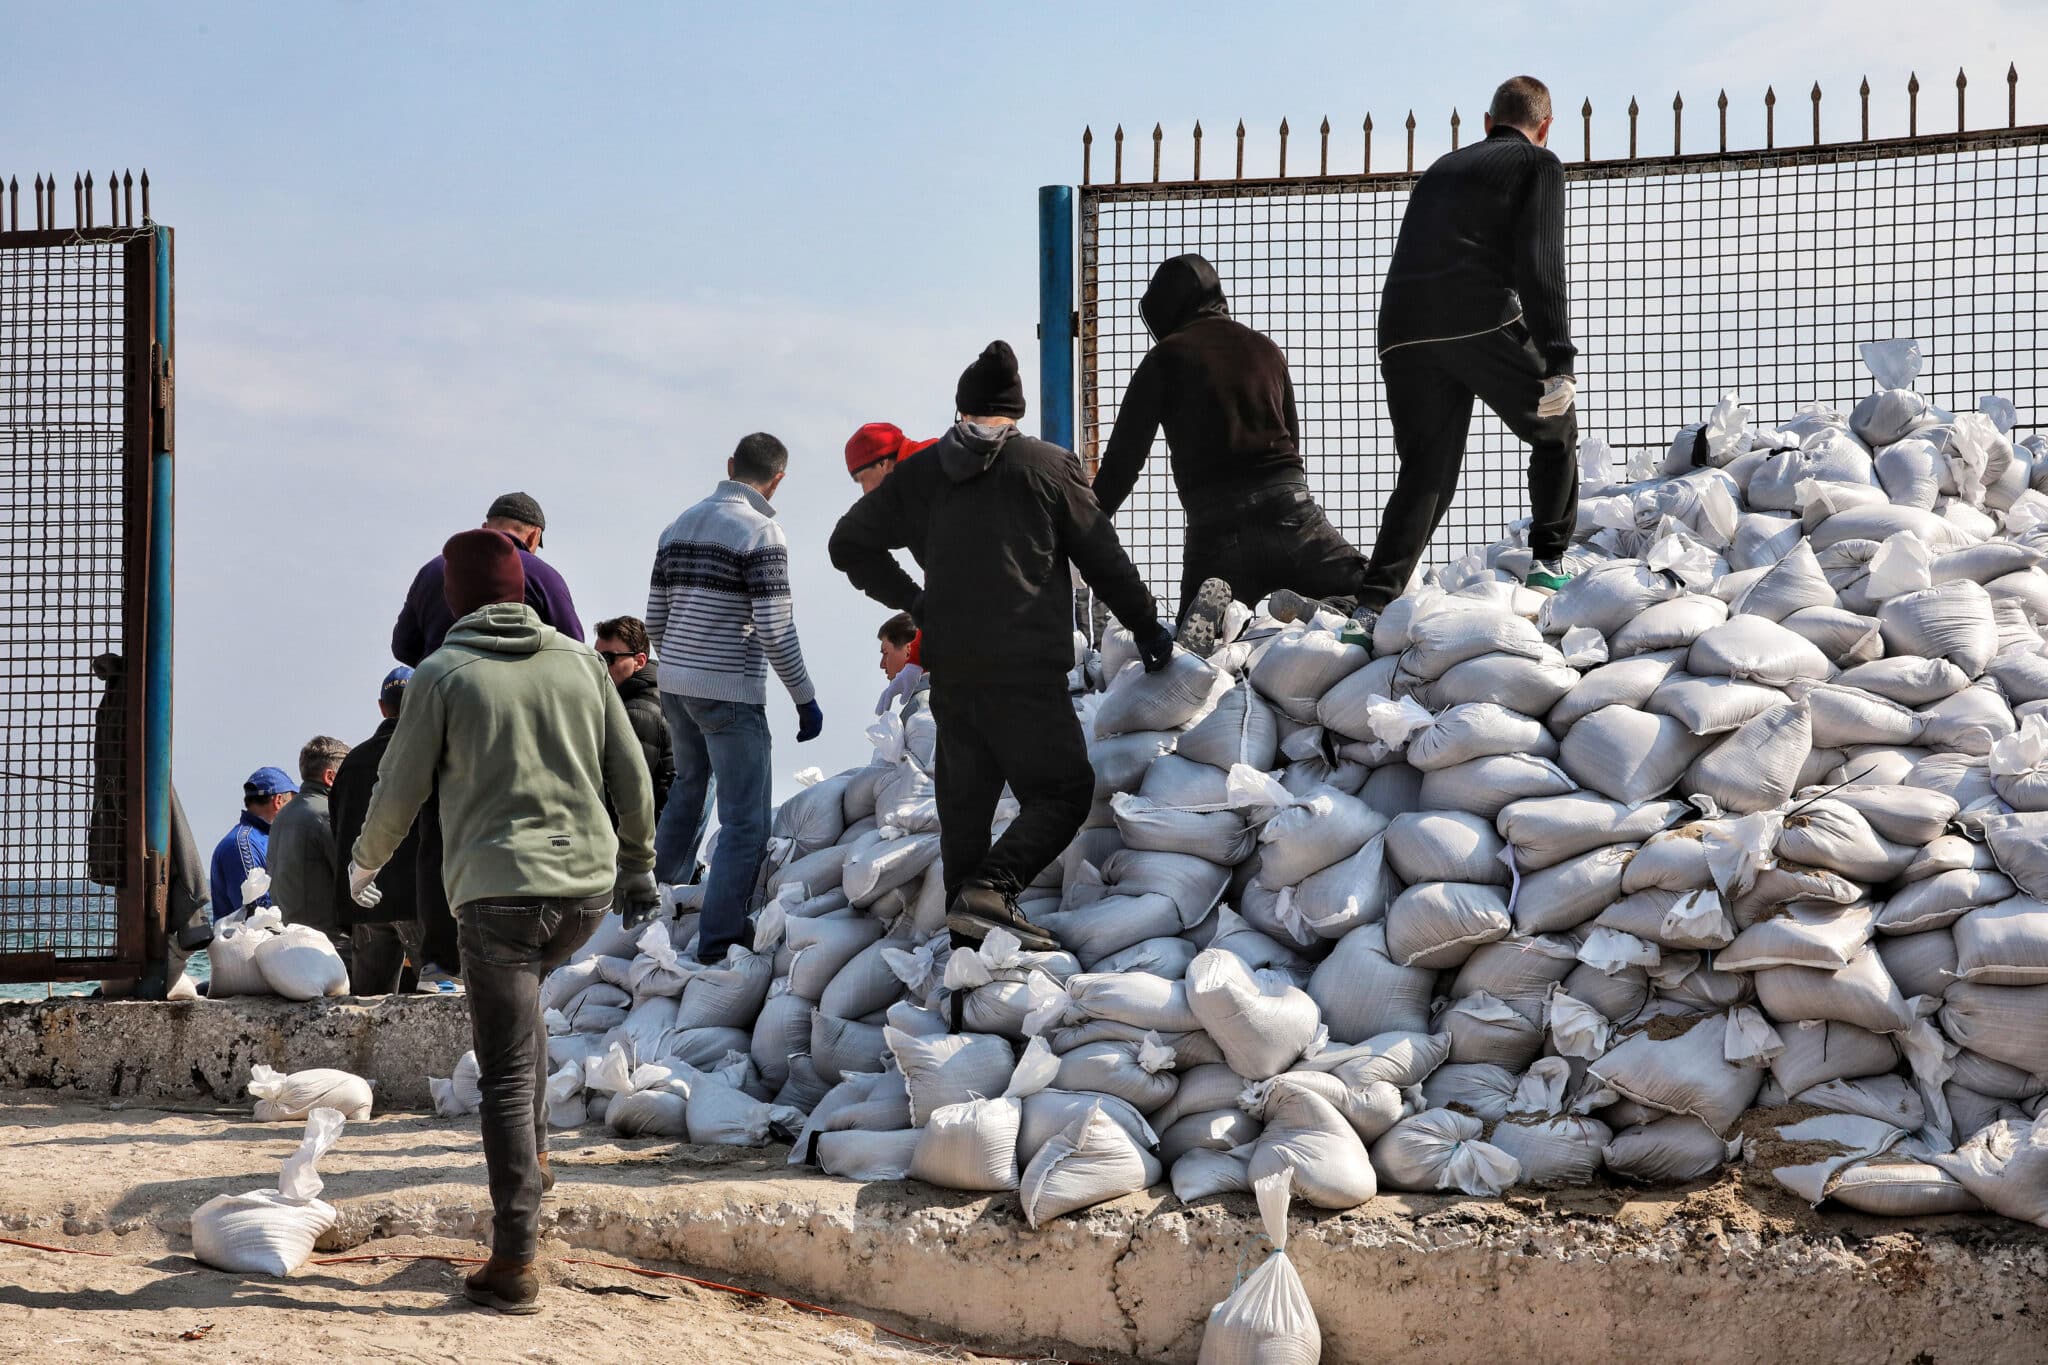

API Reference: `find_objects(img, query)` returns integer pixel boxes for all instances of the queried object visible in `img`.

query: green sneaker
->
[1525,558,1570,594]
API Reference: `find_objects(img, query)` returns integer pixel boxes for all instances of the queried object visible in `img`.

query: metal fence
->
[0,172,172,983]
[1067,71,2048,605]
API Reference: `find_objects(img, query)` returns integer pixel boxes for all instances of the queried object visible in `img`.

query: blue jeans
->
[656,693,772,962]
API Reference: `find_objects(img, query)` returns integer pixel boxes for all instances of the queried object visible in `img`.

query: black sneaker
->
[1267,588,1331,625]
[1177,577,1234,660]
[944,884,1060,953]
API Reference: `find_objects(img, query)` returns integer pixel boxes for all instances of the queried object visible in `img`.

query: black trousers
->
[930,679,1093,907]
[1358,324,1579,611]
[1178,481,1369,621]
[458,894,608,1262]
[415,789,461,972]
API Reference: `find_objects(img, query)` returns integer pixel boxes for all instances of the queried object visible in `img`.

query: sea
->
[0,880,211,1000]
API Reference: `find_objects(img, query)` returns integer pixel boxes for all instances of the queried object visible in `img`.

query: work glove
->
[1137,624,1176,673]
[346,861,383,910]
[1538,374,1577,419]
[616,867,661,929]
[796,699,825,742]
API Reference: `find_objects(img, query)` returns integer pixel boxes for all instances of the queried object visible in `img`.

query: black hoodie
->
[829,421,1162,686]
[1093,254,1304,520]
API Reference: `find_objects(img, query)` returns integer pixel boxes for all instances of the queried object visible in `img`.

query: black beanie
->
[954,340,1027,419]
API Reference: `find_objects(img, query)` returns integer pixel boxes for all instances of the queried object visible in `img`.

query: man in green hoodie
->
[346,529,657,1314]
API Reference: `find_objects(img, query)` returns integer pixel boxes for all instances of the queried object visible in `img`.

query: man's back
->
[1378,127,1573,376]
[645,481,812,706]
[266,788,336,933]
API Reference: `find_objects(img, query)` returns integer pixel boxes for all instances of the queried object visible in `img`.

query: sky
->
[7,0,2041,847]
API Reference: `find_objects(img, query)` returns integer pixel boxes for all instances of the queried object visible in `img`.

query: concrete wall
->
[0,996,469,1108]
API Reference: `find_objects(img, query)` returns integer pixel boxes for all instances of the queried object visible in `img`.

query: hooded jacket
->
[350,603,655,909]
[829,422,1161,686]
[615,664,675,819]
[329,715,419,926]
[1377,125,1576,378]
[1093,255,1305,520]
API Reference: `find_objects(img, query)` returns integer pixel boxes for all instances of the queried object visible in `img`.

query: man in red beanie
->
[346,528,656,1315]
[846,421,937,496]
[830,341,1173,950]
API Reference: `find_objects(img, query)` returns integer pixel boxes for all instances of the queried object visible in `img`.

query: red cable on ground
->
[311,1251,1102,1363]
[0,1235,119,1257]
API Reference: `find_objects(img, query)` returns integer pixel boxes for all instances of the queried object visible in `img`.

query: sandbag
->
[1369,1108,1520,1195]
[1560,706,1703,804]
[1590,1013,1763,1133]
[1307,923,1434,1042]
[1185,949,1320,1080]
[1683,699,1811,813]
[1931,1114,2048,1227]
[1095,651,1223,737]
[1687,615,1834,686]
[190,1108,345,1277]
[1383,882,1512,970]
[1246,1076,1377,1209]
[1602,1116,1736,1183]
[1019,1103,1161,1228]
[207,908,282,997]
[1195,1169,1319,1365]
[1385,811,1509,886]
[254,924,349,1001]
[248,1065,372,1123]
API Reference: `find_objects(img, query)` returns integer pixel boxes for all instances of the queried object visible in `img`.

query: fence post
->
[144,226,175,882]
[1037,185,1077,456]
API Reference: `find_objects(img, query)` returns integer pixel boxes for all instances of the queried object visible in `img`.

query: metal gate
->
[0,173,174,983]
[1039,67,2047,606]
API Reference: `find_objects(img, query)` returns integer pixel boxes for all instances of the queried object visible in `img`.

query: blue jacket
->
[209,811,273,922]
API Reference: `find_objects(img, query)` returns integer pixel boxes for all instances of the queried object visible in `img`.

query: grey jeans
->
[456,894,609,1261]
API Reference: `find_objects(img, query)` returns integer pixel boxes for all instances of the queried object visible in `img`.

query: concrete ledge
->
[0,997,470,1109]
[2,1096,2043,1364]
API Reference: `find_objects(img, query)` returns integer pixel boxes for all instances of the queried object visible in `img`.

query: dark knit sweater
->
[1378,125,1576,378]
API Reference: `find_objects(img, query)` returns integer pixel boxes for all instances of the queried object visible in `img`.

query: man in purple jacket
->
[391,491,584,985]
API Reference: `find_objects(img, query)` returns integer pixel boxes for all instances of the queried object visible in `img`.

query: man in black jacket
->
[830,341,1173,949]
[1360,74,1580,619]
[329,667,421,994]
[1093,253,1369,650]
[594,615,676,822]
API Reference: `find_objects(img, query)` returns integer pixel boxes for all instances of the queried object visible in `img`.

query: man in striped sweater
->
[646,433,823,963]
[1358,74,1580,622]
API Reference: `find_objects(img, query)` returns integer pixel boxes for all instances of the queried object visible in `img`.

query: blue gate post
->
[143,226,173,861]
[1037,185,1077,453]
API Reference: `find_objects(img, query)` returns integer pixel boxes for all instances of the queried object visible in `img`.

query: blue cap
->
[243,766,299,801]
[380,665,414,707]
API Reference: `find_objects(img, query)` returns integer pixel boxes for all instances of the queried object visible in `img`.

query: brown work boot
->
[538,1151,556,1200]
[464,1256,541,1314]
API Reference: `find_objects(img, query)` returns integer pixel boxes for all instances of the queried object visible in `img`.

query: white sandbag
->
[1402,608,1550,681]
[816,1128,920,1181]
[254,924,349,1001]
[843,830,941,907]
[1559,705,1703,804]
[750,991,815,1089]
[1439,992,1545,1069]
[1877,927,1960,999]
[1539,560,1687,638]
[1246,1076,1377,1209]
[1497,792,1686,870]
[1384,811,1508,887]
[1383,882,1512,970]
[1179,683,1280,771]
[1828,1157,1983,1215]
[1306,923,1434,1043]
[1719,904,1874,971]
[1611,595,1731,656]
[1731,542,1837,623]
[809,1012,890,1083]
[1088,730,1177,800]
[675,946,775,1031]
[247,1065,372,1123]
[906,1037,1060,1190]
[1405,703,1554,773]
[772,772,851,856]
[1953,898,2048,986]
[1940,983,2048,1074]
[1019,1103,1162,1228]
[1800,683,1925,749]
[1488,1115,1612,1187]
[1419,650,1580,716]
[1417,753,1577,817]
[1780,606,1884,667]
[190,1108,345,1277]
[434,1048,487,1117]
[1879,580,2000,677]
[1547,650,1688,736]
[1264,1069,1405,1145]
[1777,799,1915,884]
[1590,1013,1763,1133]
[786,913,885,1001]
[1186,949,1320,1080]
[886,1027,1016,1127]
[1195,1169,1319,1365]
[1019,1089,1158,1164]
[1687,615,1834,687]
[1110,793,1258,865]
[1040,892,1186,968]
[1369,1108,1521,1195]
[1931,1114,2048,1227]
[1419,1062,1521,1122]
[1173,1148,1254,1203]
[1515,845,1635,934]
[1684,699,1811,813]
[207,908,282,997]
[1754,946,1916,1035]
[1981,811,2048,898]
[1159,1109,1263,1165]
[1095,650,1222,737]
[1053,1036,1180,1113]
[1254,786,1386,888]
[1250,627,1371,722]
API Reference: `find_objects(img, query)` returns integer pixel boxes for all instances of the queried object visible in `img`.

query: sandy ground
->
[0,1232,1030,1363]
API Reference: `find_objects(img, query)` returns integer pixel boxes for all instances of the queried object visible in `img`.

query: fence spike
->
[2010,62,2019,128]
[1082,126,1092,187]
[31,175,41,230]
[1582,97,1592,162]
[1673,91,1683,155]
[5,176,14,232]
[122,169,133,227]
[1235,120,1246,179]
[1114,124,1124,185]
[1957,68,1968,132]
[1812,82,1822,145]
[1151,122,1162,182]
[1405,110,1416,172]
[1718,88,1729,151]
[1859,77,1871,140]
[1363,113,1373,173]
[1319,116,1330,175]
[1450,107,1461,151]
[107,170,118,226]
[1765,85,1777,149]
[1278,117,1289,177]
[77,173,86,229]
[1908,72,1920,137]
[1192,121,1202,181]
[46,173,57,227]
[140,168,150,222]
[1627,97,1639,158]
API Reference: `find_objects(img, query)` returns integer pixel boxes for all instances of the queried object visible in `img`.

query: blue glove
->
[1137,625,1175,673]
[796,699,824,742]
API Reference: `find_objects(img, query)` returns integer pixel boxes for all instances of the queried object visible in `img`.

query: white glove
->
[347,861,384,909]
[1538,375,1577,419]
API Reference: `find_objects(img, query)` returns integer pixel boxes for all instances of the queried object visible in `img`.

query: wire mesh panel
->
[1081,128,2048,603]
[0,234,143,970]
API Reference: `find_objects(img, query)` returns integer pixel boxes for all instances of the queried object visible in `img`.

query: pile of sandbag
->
[206,869,350,1001]
[498,340,2048,1231]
